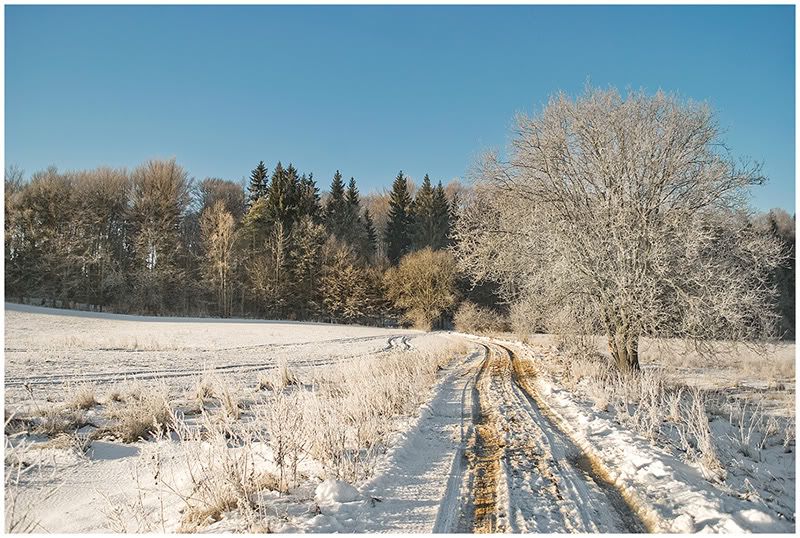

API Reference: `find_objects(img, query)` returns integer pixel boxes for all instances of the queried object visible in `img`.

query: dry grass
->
[65,383,97,410]
[35,405,87,437]
[106,384,173,443]
[257,360,300,392]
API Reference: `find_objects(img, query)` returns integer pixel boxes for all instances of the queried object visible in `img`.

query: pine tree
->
[247,161,269,206]
[290,215,327,319]
[324,171,348,238]
[264,162,300,230]
[363,208,377,259]
[343,177,370,254]
[384,171,414,264]
[411,174,436,250]
[431,181,451,250]
[448,191,460,246]
[297,173,321,223]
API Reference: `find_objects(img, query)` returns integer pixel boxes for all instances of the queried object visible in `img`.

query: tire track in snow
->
[464,340,646,533]
[431,347,485,533]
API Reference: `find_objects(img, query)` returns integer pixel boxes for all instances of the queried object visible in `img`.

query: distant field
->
[4,303,440,402]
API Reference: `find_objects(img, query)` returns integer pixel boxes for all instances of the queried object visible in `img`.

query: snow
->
[5,305,795,533]
[315,480,361,504]
[297,349,484,533]
[4,302,435,403]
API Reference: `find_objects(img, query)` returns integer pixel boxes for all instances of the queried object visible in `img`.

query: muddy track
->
[463,340,647,533]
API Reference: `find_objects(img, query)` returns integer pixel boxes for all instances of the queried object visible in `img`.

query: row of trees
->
[4,160,462,326]
[4,88,795,356]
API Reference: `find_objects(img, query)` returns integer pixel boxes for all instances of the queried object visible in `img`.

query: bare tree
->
[455,86,782,371]
[129,159,191,314]
[200,201,236,317]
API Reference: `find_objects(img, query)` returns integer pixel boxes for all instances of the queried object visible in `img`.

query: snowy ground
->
[5,303,423,401]
[4,304,796,533]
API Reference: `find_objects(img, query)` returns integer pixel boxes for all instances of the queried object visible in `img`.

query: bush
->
[384,248,458,330]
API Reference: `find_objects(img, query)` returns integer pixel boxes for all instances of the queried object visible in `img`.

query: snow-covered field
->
[4,304,796,533]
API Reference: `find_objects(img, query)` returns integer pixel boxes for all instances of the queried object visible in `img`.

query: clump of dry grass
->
[258,360,300,392]
[170,417,266,533]
[214,379,241,420]
[36,405,87,437]
[193,370,216,401]
[105,385,124,403]
[106,385,173,443]
[65,384,97,410]
[39,432,92,455]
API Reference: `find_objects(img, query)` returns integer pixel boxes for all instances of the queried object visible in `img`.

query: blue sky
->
[5,5,795,211]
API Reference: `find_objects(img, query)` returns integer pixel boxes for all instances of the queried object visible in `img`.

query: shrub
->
[384,248,458,330]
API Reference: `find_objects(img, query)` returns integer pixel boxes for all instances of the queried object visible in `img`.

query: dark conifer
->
[384,171,414,264]
[247,161,269,206]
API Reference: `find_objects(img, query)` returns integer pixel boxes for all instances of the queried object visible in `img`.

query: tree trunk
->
[608,330,641,373]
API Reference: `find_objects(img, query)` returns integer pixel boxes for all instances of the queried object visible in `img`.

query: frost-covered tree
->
[290,215,327,319]
[320,238,370,323]
[128,159,192,314]
[246,220,291,317]
[455,86,782,372]
[759,209,795,339]
[200,201,236,317]
[198,178,246,222]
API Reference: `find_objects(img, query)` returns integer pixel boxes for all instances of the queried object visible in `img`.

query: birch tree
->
[455,86,782,372]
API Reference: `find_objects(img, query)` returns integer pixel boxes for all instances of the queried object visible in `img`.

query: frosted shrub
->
[307,400,350,480]
[171,417,263,532]
[725,398,781,461]
[256,391,308,490]
[682,388,723,478]
[629,371,666,441]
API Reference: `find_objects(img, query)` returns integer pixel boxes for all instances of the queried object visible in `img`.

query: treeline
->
[4,160,461,326]
[3,160,795,337]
